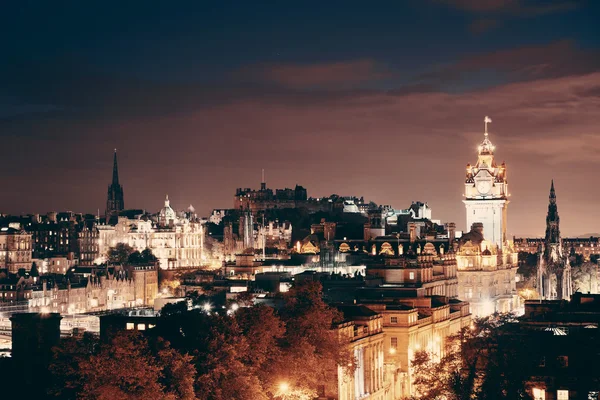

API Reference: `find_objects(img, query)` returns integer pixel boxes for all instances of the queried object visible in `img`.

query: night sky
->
[1,1,599,237]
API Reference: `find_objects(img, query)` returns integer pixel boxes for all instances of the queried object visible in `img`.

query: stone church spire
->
[112,148,120,185]
[106,149,125,223]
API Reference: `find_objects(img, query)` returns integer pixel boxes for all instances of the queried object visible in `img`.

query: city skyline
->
[2,1,599,237]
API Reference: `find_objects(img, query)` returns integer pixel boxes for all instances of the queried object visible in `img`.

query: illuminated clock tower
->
[463,117,508,248]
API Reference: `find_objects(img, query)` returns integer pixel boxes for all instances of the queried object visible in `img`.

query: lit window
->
[391,317,398,324]
[409,272,415,280]
[126,323,134,330]
[137,324,146,331]
[557,390,569,400]
[533,388,545,400]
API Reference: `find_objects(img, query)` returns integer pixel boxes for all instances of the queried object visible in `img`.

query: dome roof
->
[159,195,177,224]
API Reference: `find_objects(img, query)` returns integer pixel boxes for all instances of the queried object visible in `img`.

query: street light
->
[279,382,289,393]
[277,382,290,399]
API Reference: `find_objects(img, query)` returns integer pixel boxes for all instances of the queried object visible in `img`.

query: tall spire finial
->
[112,149,119,185]
[260,168,266,190]
[484,116,492,137]
[550,180,556,199]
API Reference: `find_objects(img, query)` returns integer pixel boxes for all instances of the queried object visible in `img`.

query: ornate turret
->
[477,116,495,156]
[106,149,125,223]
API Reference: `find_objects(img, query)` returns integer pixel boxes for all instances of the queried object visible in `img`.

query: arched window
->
[380,242,394,256]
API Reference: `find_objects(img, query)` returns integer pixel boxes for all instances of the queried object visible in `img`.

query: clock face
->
[477,180,492,194]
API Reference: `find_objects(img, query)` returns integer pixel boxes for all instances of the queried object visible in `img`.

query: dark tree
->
[48,331,195,399]
[107,243,134,265]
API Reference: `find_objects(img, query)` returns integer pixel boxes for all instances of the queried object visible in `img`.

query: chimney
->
[471,222,484,236]
[409,222,417,243]
[448,222,456,242]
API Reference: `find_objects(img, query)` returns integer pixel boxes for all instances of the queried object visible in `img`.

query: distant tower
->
[463,117,508,248]
[239,210,254,250]
[261,169,266,191]
[539,180,572,300]
[106,149,125,223]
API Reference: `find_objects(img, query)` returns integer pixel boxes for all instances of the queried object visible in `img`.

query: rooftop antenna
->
[261,168,266,190]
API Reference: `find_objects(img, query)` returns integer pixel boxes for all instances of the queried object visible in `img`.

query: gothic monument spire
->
[539,180,572,300]
[106,149,125,223]
[112,148,120,185]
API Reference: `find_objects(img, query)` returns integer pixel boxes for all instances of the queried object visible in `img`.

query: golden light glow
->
[279,382,289,393]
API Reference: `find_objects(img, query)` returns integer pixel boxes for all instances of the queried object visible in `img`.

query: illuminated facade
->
[29,266,158,313]
[0,226,32,273]
[514,236,600,261]
[362,298,471,398]
[458,118,518,317]
[455,224,518,317]
[94,196,205,269]
[335,306,387,400]
[463,117,508,248]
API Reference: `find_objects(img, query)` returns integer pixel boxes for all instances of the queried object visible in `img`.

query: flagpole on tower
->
[484,116,492,136]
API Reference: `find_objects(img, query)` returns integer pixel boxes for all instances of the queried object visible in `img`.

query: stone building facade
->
[335,305,388,400]
[359,297,471,398]
[455,223,518,317]
[0,226,32,273]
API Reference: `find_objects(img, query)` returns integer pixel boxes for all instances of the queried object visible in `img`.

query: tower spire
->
[112,149,119,185]
[261,168,266,191]
[106,149,125,223]
[484,116,492,137]
[550,179,556,202]
[478,116,495,155]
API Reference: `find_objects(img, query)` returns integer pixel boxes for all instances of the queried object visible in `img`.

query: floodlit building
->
[0,225,32,273]
[335,305,388,400]
[457,117,519,317]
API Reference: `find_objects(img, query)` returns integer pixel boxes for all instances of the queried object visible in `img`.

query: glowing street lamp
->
[202,302,212,312]
[279,382,289,393]
[276,382,290,399]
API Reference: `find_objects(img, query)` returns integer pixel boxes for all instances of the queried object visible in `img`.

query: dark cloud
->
[414,40,600,90]
[437,0,582,15]
[236,60,394,90]
[468,19,500,34]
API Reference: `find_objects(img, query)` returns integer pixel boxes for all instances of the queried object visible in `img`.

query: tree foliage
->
[155,280,350,399]
[572,262,599,293]
[128,248,158,265]
[410,313,533,400]
[49,281,352,400]
[49,331,195,399]
[107,243,134,265]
